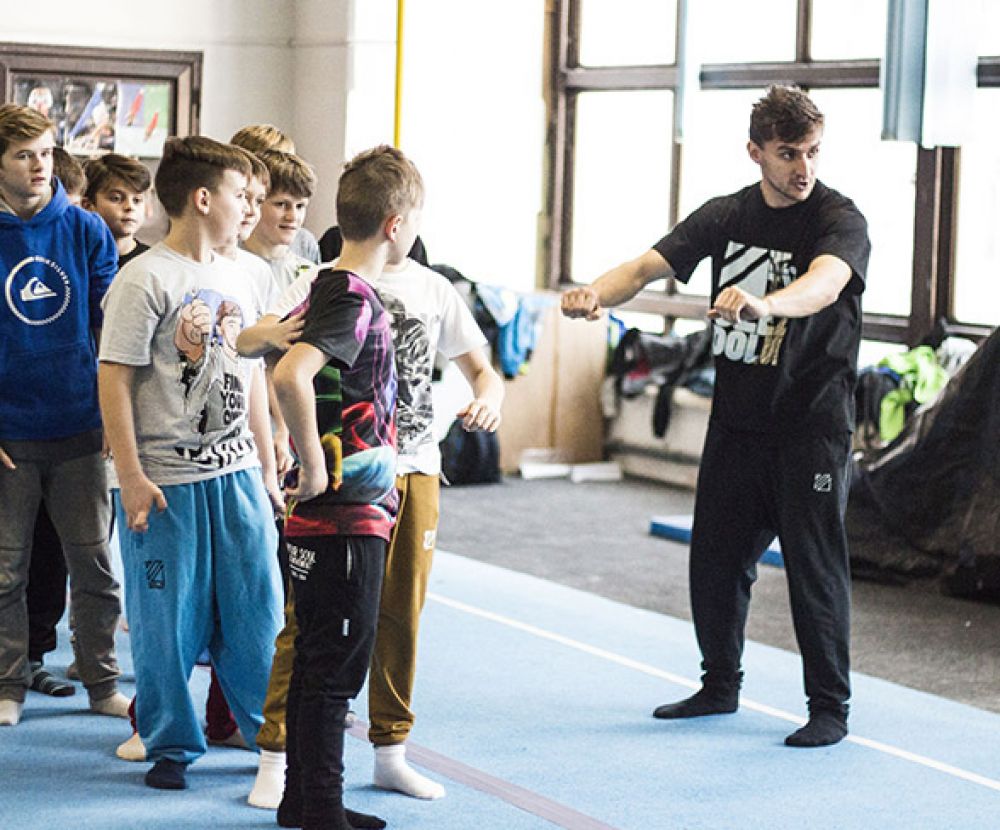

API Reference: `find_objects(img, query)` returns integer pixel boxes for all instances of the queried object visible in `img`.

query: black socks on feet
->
[28,662,75,698]
[277,797,386,830]
[145,758,188,790]
[652,687,739,719]
[784,709,848,747]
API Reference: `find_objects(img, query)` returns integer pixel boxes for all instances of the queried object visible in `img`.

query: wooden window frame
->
[546,0,994,344]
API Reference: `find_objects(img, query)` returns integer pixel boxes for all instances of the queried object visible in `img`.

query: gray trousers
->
[0,448,121,703]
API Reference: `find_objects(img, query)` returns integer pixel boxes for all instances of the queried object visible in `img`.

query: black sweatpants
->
[689,424,852,713]
[26,504,68,663]
[283,534,386,829]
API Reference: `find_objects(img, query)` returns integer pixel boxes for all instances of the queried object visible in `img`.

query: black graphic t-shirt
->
[654,181,870,436]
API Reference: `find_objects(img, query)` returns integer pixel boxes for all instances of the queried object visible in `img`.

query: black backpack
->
[439,419,501,485]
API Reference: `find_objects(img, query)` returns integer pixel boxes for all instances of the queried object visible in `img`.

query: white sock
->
[89,691,130,718]
[374,744,445,800]
[248,749,287,809]
[0,699,23,726]
[116,731,147,762]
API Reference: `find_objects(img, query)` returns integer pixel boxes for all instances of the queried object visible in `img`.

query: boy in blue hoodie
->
[0,103,128,727]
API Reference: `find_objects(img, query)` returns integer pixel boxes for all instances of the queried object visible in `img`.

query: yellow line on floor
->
[428,591,1000,794]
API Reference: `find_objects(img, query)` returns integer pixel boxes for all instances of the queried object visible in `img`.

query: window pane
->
[980,1,1000,56]
[676,89,762,297]
[570,90,674,285]
[693,0,797,63]
[810,0,888,60]
[402,1,544,292]
[810,89,915,316]
[579,0,676,66]
[954,90,1000,327]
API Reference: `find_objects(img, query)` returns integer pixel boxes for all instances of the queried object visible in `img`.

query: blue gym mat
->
[650,514,785,567]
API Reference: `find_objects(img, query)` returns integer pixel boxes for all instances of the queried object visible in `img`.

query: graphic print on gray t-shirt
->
[173,288,255,468]
[381,292,434,457]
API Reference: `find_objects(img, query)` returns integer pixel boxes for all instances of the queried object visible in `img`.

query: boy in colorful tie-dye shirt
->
[271,145,423,830]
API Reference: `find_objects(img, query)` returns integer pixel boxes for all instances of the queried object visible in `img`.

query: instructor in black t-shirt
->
[562,85,870,748]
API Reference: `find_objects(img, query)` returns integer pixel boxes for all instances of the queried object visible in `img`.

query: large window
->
[548,0,997,343]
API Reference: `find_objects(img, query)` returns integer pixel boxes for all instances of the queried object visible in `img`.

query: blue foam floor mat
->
[4,550,1000,829]
[650,513,785,567]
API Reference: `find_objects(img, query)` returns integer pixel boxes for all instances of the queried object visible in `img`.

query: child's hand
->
[284,463,327,502]
[0,445,15,470]
[120,471,167,532]
[457,399,502,433]
[264,471,286,516]
[268,312,306,351]
[273,429,295,477]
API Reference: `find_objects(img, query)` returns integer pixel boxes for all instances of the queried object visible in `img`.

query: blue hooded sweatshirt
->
[0,179,117,441]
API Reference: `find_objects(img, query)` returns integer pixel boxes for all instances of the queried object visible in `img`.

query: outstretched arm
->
[236,312,306,359]
[709,254,853,323]
[452,347,504,432]
[561,249,673,320]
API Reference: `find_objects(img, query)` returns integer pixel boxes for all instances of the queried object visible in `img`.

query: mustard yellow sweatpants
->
[255,472,439,752]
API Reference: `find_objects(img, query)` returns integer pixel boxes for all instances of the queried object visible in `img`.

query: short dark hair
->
[52,147,86,197]
[749,85,824,146]
[82,153,150,202]
[336,145,424,241]
[154,136,252,218]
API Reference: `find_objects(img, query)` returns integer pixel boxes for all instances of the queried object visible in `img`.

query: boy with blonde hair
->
[82,153,151,268]
[98,135,283,789]
[0,103,127,726]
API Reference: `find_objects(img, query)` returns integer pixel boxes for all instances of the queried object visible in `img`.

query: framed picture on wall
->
[0,42,201,158]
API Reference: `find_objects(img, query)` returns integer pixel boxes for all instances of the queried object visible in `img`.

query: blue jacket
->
[0,180,117,440]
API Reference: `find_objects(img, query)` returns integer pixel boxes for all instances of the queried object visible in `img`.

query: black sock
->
[785,710,848,747]
[278,798,386,830]
[28,662,76,697]
[653,687,739,719]
[144,758,188,790]
[344,807,387,829]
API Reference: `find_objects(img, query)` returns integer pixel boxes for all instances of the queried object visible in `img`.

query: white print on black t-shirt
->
[712,241,794,367]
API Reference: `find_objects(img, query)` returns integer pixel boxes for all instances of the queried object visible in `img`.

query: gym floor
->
[3,474,999,829]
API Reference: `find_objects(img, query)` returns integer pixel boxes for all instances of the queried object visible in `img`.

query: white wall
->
[2,0,548,280]
[1,1,299,141]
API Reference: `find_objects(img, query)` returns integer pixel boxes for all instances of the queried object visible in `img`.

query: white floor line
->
[427,591,1000,794]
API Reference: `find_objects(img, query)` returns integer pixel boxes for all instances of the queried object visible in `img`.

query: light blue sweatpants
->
[114,468,282,765]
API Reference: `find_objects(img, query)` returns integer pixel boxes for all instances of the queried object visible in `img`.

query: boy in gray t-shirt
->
[99,136,283,791]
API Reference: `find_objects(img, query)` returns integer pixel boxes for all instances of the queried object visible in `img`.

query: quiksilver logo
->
[20,277,57,301]
[813,473,833,493]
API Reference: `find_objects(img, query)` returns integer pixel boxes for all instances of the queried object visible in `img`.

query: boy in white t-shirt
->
[98,136,284,791]
[242,149,316,310]
[237,240,503,808]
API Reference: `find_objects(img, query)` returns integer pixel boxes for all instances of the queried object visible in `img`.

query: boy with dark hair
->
[82,153,152,267]
[243,149,319,306]
[0,102,127,726]
[270,144,424,830]
[52,146,85,204]
[98,135,284,789]
[563,84,871,748]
